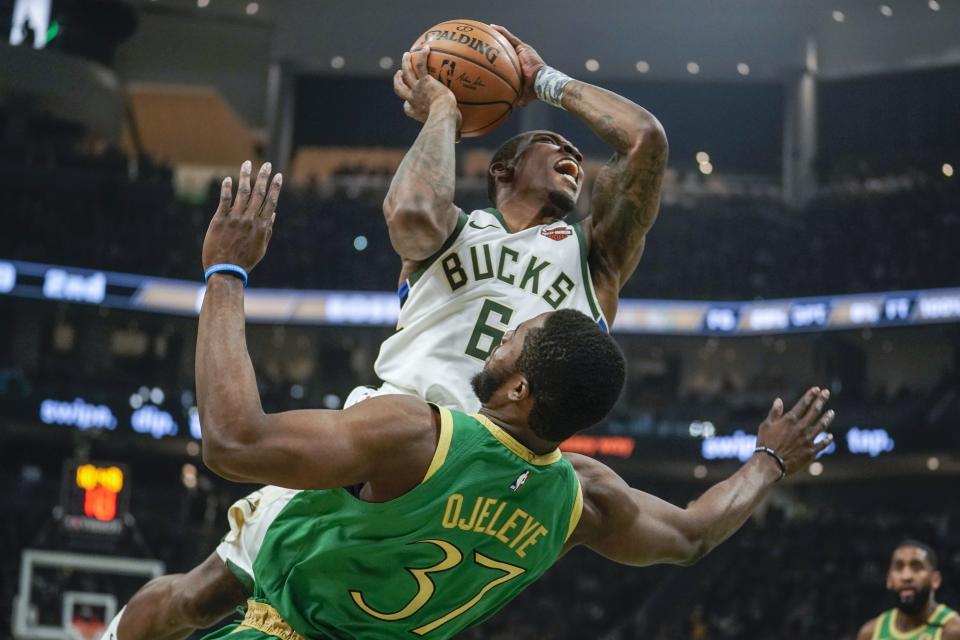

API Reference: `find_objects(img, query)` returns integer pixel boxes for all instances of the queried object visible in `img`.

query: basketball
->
[410,19,523,137]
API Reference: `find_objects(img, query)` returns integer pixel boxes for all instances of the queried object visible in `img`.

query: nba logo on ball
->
[411,19,523,137]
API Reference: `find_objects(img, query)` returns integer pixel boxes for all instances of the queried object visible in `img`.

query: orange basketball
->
[410,19,522,137]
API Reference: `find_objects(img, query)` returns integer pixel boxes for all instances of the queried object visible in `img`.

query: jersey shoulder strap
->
[874,609,894,639]
[932,603,959,628]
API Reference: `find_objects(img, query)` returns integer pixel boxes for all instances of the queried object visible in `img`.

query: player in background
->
[857,541,959,640]
[188,176,833,638]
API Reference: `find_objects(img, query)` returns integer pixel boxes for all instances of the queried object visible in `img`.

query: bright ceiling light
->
[832,10,845,22]
[635,60,650,73]
[686,61,700,74]
[585,59,600,72]
[737,63,750,75]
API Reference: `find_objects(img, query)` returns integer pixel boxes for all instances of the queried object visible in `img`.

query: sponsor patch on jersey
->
[509,470,531,492]
[540,226,573,241]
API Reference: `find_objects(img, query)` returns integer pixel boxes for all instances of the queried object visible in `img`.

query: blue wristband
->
[204,264,248,287]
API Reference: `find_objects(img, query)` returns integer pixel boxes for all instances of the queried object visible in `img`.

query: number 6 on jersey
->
[465,300,515,360]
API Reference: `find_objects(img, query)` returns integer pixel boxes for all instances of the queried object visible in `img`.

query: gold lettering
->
[509,516,542,549]
[516,525,548,557]
[458,496,483,530]
[496,508,527,544]
[473,497,498,532]
[484,502,507,536]
[441,494,463,529]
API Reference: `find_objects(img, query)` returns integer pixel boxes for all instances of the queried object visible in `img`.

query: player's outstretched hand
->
[489,24,544,107]
[393,46,460,130]
[755,387,835,476]
[202,160,281,272]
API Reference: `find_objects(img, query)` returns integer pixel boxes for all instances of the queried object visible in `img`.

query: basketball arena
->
[2,1,959,639]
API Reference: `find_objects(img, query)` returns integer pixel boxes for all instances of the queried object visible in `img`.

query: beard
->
[891,585,932,616]
[547,189,576,215]
[470,363,514,404]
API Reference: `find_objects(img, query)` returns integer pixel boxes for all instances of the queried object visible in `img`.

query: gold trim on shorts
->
[231,600,306,640]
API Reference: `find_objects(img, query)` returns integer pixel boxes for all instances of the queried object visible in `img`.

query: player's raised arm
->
[384,47,462,270]
[567,388,835,566]
[195,162,437,490]
[491,25,667,323]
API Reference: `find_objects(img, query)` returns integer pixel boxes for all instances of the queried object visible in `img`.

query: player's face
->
[886,546,941,614]
[512,131,583,213]
[470,313,552,403]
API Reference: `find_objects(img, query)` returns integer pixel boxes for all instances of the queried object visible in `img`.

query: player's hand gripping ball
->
[409,19,523,137]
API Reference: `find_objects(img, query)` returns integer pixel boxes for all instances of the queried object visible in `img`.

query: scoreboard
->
[60,461,131,536]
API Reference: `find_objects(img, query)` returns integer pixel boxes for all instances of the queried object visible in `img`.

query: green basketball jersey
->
[204,406,583,640]
[872,604,958,640]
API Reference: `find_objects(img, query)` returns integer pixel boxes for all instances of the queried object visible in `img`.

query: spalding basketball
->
[410,19,522,137]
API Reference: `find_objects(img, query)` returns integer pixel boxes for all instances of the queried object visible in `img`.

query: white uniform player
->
[214,206,608,587]
[377,206,608,411]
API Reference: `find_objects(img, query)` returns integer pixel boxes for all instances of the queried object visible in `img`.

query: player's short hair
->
[894,539,939,569]
[487,132,535,205]
[517,309,625,441]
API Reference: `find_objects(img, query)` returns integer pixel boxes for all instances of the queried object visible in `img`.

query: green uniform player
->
[180,161,835,640]
[107,16,674,638]
[870,605,958,640]
[203,409,581,639]
[858,541,960,640]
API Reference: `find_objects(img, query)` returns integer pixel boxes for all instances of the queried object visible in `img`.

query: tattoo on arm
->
[384,106,459,261]
[389,111,457,209]
[562,80,668,313]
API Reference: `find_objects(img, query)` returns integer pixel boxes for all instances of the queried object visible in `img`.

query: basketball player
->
[857,541,959,640]
[107,170,831,638]
[105,18,670,636]
[380,28,668,411]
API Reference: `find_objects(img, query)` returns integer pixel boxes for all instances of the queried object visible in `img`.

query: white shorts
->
[214,382,417,587]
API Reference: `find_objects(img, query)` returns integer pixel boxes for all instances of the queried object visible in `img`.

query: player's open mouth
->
[899,588,916,598]
[554,158,580,188]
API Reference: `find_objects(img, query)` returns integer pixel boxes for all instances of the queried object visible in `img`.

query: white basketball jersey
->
[374,207,608,413]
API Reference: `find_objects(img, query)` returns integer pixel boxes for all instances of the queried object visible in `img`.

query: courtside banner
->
[2,259,959,334]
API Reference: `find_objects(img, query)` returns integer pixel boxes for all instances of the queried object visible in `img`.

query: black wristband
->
[754,446,787,481]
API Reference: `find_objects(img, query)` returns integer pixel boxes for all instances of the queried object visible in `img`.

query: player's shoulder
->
[564,453,632,526]
[855,615,879,640]
[565,451,626,487]
[943,612,960,639]
[342,395,436,444]
[565,451,610,477]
